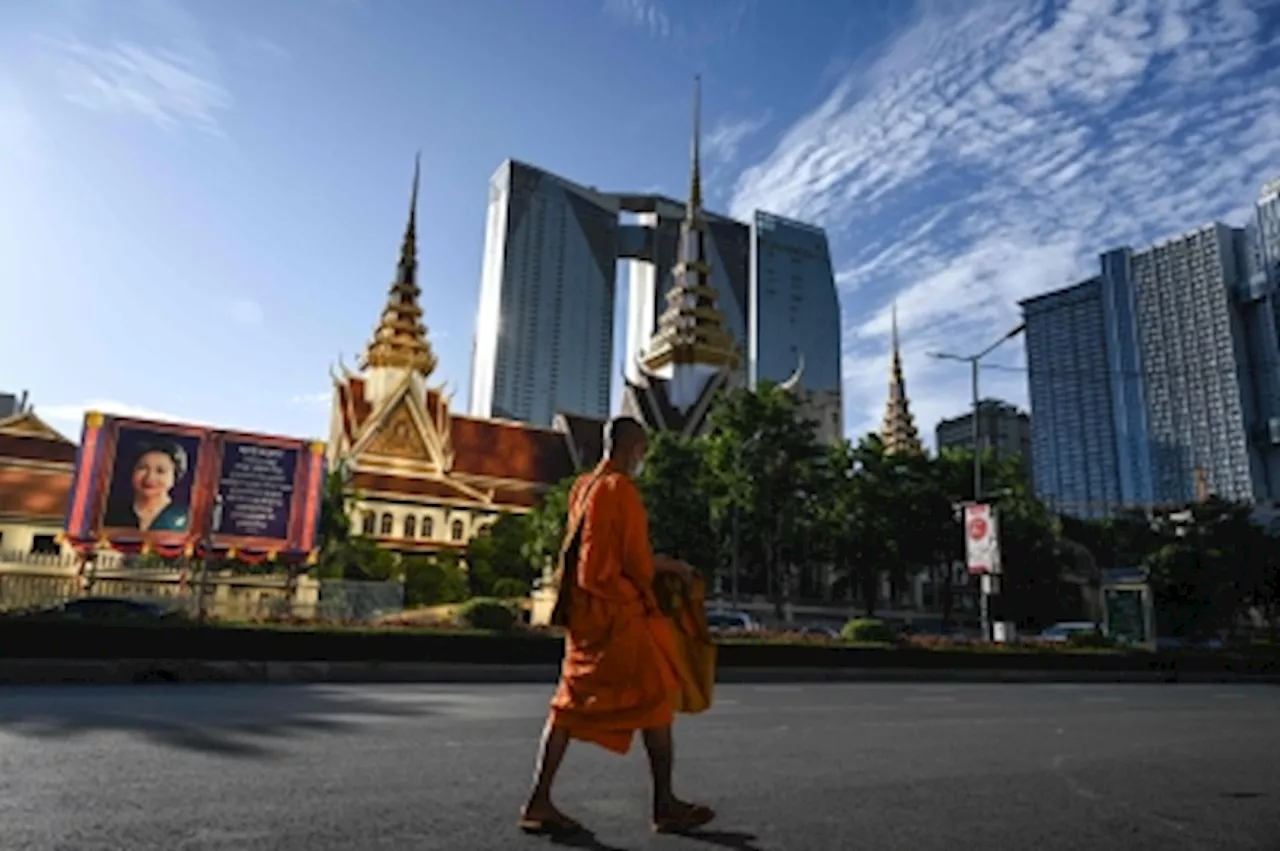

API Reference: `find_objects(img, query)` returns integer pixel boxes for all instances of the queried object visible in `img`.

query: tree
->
[524,476,575,583]
[636,431,721,583]
[465,513,536,596]
[704,382,826,611]
[403,551,468,607]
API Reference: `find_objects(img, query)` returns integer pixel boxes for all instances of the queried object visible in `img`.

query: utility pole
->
[930,322,1025,642]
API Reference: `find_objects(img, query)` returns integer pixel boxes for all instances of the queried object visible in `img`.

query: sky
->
[1,0,1278,448]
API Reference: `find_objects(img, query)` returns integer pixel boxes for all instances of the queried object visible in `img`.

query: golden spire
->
[881,302,923,455]
[641,75,739,375]
[362,153,438,377]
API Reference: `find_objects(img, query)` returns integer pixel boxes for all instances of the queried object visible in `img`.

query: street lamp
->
[928,322,1026,641]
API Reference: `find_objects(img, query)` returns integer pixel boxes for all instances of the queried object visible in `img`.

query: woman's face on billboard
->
[131,450,176,499]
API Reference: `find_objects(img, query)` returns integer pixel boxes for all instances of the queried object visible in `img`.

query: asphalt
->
[1,683,1277,851]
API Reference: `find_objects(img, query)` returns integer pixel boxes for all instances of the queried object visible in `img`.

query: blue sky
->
[1,0,1278,448]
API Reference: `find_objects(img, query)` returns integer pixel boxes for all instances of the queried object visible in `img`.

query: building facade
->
[750,211,843,445]
[1023,188,1280,516]
[330,159,577,556]
[469,160,619,426]
[0,403,76,556]
[935,399,1032,476]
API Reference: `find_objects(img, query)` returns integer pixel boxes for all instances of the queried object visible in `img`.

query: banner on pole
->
[964,503,1001,575]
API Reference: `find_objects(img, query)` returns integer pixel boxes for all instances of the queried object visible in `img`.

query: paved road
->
[1,683,1277,851]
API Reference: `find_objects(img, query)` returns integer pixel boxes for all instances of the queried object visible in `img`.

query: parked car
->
[1037,621,1103,643]
[705,609,760,634]
[787,623,840,639]
[15,596,186,623]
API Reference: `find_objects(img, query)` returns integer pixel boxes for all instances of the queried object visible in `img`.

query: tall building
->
[469,160,619,426]
[1022,277,1123,517]
[935,399,1032,474]
[880,303,923,455]
[750,212,844,445]
[471,91,840,437]
[1023,192,1280,516]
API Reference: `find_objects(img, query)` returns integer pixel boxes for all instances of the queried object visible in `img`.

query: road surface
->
[1,682,1277,850]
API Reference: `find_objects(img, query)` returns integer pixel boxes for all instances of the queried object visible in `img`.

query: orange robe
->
[548,460,682,755]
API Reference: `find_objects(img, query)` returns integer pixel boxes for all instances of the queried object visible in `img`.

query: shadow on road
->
[678,829,764,850]
[0,684,432,759]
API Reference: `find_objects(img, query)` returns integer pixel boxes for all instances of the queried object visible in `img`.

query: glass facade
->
[1023,278,1123,518]
[469,161,618,426]
[749,212,844,444]
[1023,188,1280,515]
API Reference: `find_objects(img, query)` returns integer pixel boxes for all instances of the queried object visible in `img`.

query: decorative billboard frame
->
[63,412,325,565]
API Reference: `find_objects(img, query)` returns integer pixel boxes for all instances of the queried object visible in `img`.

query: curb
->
[1,659,1278,686]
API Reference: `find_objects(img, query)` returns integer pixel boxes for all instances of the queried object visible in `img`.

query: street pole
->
[929,322,1025,644]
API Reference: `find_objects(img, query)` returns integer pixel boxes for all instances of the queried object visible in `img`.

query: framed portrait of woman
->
[100,425,206,536]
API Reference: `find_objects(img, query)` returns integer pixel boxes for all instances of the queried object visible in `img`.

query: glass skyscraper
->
[749,212,844,445]
[471,163,843,437]
[470,160,619,426]
[1023,183,1280,515]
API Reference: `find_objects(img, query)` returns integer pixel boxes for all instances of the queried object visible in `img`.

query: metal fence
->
[316,580,405,623]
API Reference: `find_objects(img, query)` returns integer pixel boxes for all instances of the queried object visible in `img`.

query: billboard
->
[64,412,326,564]
[964,503,1001,576]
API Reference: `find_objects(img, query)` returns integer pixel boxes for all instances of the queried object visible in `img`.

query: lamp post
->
[929,323,1025,641]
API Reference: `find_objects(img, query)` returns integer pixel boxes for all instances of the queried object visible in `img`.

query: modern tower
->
[469,161,619,426]
[1023,193,1280,516]
[879,303,923,455]
[750,211,844,445]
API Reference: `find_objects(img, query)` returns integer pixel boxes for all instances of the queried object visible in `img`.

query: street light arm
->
[974,323,1026,360]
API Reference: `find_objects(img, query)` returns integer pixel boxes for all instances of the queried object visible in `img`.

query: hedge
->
[0,621,1276,676]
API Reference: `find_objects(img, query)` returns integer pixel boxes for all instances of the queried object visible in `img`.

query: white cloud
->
[705,113,770,167]
[43,35,231,133]
[730,0,1280,444]
[38,399,211,433]
[602,0,673,39]
[228,298,265,326]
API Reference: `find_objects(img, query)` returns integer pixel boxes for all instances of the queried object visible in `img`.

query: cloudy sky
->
[1,0,1278,446]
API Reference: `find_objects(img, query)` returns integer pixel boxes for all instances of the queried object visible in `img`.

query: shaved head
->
[604,416,648,464]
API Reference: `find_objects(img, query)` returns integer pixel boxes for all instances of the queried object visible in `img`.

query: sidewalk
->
[2,658,1278,685]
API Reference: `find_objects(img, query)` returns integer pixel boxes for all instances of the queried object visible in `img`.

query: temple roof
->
[880,302,923,455]
[361,154,439,377]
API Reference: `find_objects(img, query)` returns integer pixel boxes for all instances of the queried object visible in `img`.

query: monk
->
[519,416,716,836]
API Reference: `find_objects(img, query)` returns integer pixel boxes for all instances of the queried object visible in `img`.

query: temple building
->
[326,157,577,555]
[622,78,748,437]
[0,396,77,557]
[880,303,924,455]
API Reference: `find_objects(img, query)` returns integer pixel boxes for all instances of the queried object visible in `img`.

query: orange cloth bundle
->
[653,571,717,714]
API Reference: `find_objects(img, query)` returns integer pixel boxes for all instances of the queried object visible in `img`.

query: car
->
[1038,621,1103,643]
[705,609,759,633]
[788,623,840,639]
[19,596,186,623]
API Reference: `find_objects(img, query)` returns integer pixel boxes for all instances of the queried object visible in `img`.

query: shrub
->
[456,597,517,632]
[491,578,529,599]
[1067,629,1115,649]
[841,618,896,643]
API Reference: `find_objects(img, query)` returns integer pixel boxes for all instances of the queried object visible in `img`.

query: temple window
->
[380,513,393,536]
[422,516,434,538]
[450,519,465,541]
[404,515,416,538]
[361,512,375,535]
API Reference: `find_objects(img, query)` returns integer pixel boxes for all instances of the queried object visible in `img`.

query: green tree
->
[704,381,826,611]
[403,551,468,606]
[465,512,536,596]
[636,431,721,583]
[523,476,575,583]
